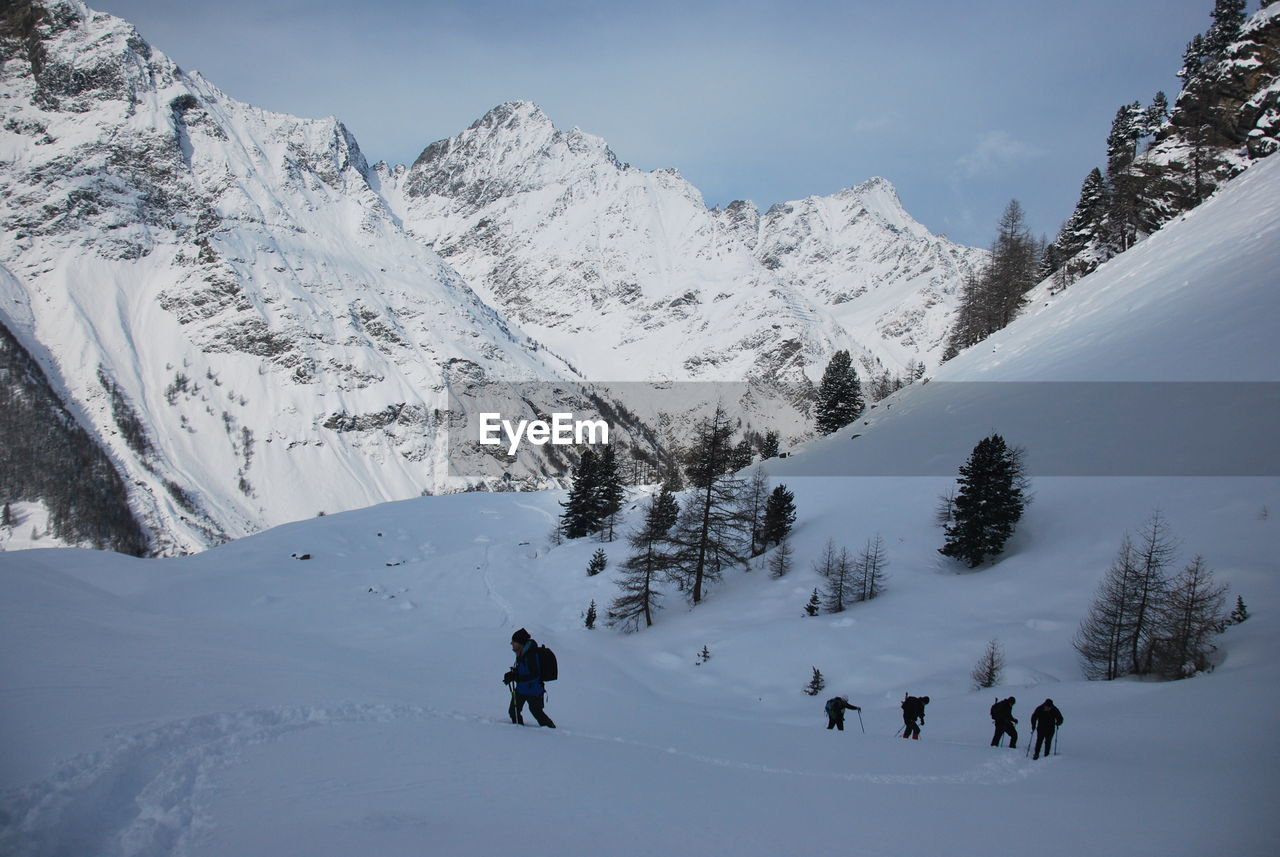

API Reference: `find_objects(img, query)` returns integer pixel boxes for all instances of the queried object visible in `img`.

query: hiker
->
[990,696,1018,748]
[901,694,929,739]
[1030,698,1064,759]
[824,695,862,730]
[504,628,556,728]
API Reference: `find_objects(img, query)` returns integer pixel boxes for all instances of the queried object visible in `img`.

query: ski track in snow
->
[0,701,1036,857]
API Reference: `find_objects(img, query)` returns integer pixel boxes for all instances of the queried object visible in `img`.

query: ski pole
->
[857,709,865,734]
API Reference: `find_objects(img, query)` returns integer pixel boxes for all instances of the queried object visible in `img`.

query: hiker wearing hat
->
[504,628,556,728]
[824,696,862,730]
[1030,698,1064,759]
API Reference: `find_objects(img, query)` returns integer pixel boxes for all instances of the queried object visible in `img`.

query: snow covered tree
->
[939,434,1026,568]
[852,533,889,602]
[584,600,597,629]
[768,537,794,579]
[971,638,1005,690]
[814,350,864,435]
[587,547,608,577]
[1,502,11,528]
[608,488,678,631]
[1152,555,1228,678]
[696,645,711,665]
[804,667,826,696]
[760,483,796,549]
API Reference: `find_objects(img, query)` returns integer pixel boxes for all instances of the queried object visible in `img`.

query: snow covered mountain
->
[1,125,1276,856]
[1,3,985,554]
[383,101,984,388]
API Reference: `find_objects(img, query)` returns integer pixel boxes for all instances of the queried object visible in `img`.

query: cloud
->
[957,131,1043,178]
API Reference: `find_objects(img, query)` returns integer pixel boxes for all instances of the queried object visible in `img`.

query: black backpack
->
[537,644,558,682]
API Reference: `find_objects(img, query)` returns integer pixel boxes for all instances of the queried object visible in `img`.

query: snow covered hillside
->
[1,131,1277,856]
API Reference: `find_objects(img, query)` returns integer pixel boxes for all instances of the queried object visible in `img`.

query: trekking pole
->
[1054,725,1061,756]
[857,709,865,734]
[894,725,904,737]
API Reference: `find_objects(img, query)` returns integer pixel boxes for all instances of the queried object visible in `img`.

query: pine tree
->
[1229,595,1249,625]
[760,483,797,549]
[816,539,854,614]
[584,600,598,629]
[1074,535,1142,681]
[1127,511,1177,675]
[939,434,1026,568]
[668,405,752,604]
[804,667,826,696]
[1152,555,1227,678]
[852,533,889,602]
[696,645,712,665]
[759,430,781,460]
[804,587,821,617]
[587,547,608,576]
[971,638,1005,690]
[742,467,771,557]
[1049,168,1110,272]
[1,502,11,528]
[608,488,678,631]
[595,444,625,541]
[768,537,794,578]
[560,449,601,539]
[943,201,1039,358]
[815,350,864,435]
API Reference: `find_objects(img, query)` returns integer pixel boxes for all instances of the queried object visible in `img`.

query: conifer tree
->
[1127,511,1177,675]
[595,444,625,541]
[1074,534,1142,681]
[852,533,889,602]
[1153,554,1227,678]
[587,547,608,576]
[804,667,826,696]
[742,467,771,557]
[768,537,794,579]
[939,434,1026,568]
[608,488,678,631]
[1229,595,1249,625]
[816,539,854,613]
[1,502,11,528]
[971,638,1005,690]
[943,202,1039,359]
[761,483,797,549]
[668,405,752,604]
[759,430,781,460]
[584,600,598,630]
[559,449,600,539]
[815,350,864,435]
[804,587,821,617]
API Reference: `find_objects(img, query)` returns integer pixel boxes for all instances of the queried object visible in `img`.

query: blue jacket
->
[512,640,545,697]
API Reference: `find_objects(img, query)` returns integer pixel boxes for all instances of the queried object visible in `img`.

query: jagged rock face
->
[0,2,590,553]
[385,101,982,404]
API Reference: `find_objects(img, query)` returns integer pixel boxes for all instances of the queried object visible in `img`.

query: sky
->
[89,0,1219,247]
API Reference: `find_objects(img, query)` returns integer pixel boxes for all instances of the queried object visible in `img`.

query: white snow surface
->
[2,127,1279,857]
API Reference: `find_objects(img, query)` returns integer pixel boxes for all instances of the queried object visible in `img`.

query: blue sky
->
[92,0,1220,247]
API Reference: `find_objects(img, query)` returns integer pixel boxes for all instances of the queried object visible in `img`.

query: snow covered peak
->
[833,176,924,236]
[403,100,622,205]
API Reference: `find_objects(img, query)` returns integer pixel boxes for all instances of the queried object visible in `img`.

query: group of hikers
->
[502,629,1063,758]
[826,692,1063,758]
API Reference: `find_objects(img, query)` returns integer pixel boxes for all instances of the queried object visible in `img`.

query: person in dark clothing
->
[901,694,929,739]
[504,628,556,728]
[1030,698,1064,759]
[990,696,1018,748]
[824,696,862,730]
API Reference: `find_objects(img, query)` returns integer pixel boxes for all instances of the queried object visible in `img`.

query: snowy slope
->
[1,129,1277,856]
[0,2,624,553]
[770,148,1280,479]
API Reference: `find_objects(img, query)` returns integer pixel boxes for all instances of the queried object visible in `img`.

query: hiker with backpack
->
[824,696,862,731]
[1030,698,1064,759]
[901,694,929,739]
[990,696,1018,749]
[504,628,556,728]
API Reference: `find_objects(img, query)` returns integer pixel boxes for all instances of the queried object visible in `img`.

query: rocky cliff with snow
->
[1,1,984,554]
